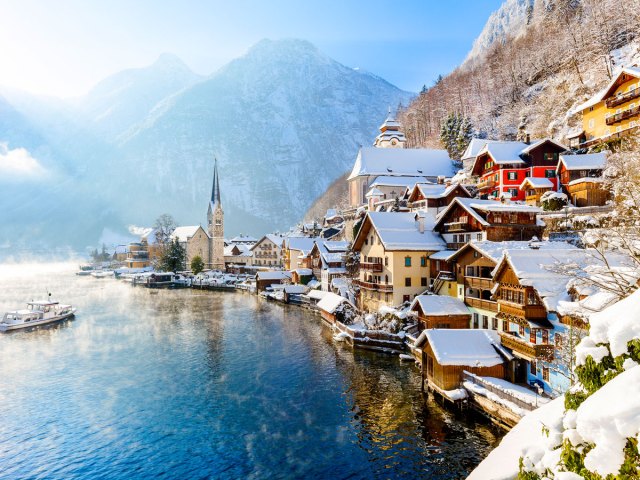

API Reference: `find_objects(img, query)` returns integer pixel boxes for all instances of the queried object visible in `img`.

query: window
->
[509,188,518,197]
[364,238,368,245]
[542,367,549,382]
[403,295,410,303]
[519,325,525,336]
[385,275,389,284]
[482,315,488,329]
[530,360,537,375]
[421,277,427,287]
[384,256,388,267]
[542,329,549,344]
[492,318,498,330]
[545,169,556,178]
[405,256,411,267]
[502,320,508,332]
[555,333,563,348]
[466,266,475,277]
[507,171,517,180]
[473,250,479,257]
[473,313,479,329]
[420,256,427,267]
[544,152,559,162]
[405,277,411,287]
[530,329,537,344]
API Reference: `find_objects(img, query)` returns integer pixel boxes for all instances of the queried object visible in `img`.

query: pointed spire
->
[211,157,221,206]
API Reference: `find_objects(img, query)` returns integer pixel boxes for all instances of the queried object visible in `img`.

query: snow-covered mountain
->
[0,39,413,250]
[463,0,535,65]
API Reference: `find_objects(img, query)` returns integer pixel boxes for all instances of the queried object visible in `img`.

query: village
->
[83,65,640,431]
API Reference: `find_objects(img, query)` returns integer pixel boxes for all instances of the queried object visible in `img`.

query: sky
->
[0,0,504,97]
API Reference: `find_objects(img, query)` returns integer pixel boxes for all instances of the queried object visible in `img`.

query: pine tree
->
[160,238,186,273]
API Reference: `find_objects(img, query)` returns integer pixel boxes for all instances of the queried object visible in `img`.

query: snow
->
[323,240,348,252]
[436,197,540,229]
[558,152,607,171]
[317,292,353,314]
[567,177,604,187]
[348,146,454,181]
[519,177,554,189]
[477,140,529,165]
[467,397,565,480]
[171,225,203,242]
[424,329,506,367]
[470,374,549,407]
[365,187,384,197]
[365,211,445,251]
[410,294,470,316]
[369,175,428,188]
[427,249,456,261]
[520,138,568,155]
[575,67,640,112]
[285,236,318,254]
[463,380,528,417]
[444,388,468,401]
[307,289,328,300]
[283,285,308,294]
[462,240,577,263]
[460,138,503,161]
[293,268,312,275]
[378,305,408,320]
[255,271,291,281]
[412,183,461,199]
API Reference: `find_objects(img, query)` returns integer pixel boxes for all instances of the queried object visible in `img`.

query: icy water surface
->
[0,263,503,479]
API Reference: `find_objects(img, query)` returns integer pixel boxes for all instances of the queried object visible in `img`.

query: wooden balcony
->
[464,296,498,312]
[446,242,466,250]
[498,331,554,360]
[360,262,383,272]
[498,301,547,320]
[443,221,472,233]
[606,88,640,108]
[605,105,640,125]
[464,276,493,290]
[354,279,393,292]
[477,178,497,190]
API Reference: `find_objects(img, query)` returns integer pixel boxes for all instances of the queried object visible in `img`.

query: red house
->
[471,139,568,201]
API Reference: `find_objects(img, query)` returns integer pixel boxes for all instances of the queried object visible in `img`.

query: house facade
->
[250,234,284,268]
[556,153,610,207]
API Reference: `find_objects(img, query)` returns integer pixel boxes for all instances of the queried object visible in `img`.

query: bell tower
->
[207,158,225,270]
[373,107,406,148]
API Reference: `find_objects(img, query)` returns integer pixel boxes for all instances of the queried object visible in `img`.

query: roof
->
[360,211,445,251]
[428,250,457,261]
[411,183,461,199]
[434,197,541,229]
[141,228,158,245]
[283,285,308,294]
[255,271,292,281]
[458,240,578,264]
[575,66,640,112]
[461,138,503,161]
[252,234,284,250]
[172,226,205,242]
[285,236,318,254]
[410,295,470,316]
[321,252,344,264]
[348,147,453,181]
[558,152,607,171]
[478,141,528,165]
[365,187,384,197]
[519,177,554,190]
[307,290,328,300]
[520,138,568,155]
[567,177,604,187]
[293,268,312,275]
[369,176,429,188]
[323,241,348,252]
[424,329,506,367]
[230,235,258,243]
[317,292,354,314]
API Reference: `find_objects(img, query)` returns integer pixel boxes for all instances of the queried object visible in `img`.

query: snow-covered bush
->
[363,305,410,333]
[540,191,568,211]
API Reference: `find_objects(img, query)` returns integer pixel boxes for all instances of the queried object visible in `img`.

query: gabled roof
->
[284,236,319,254]
[172,225,207,242]
[434,198,541,230]
[317,292,355,314]
[520,138,568,155]
[461,138,503,161]
[557,152,607,171]
[348,147,453,181]
[252,234,285,251]
[369,176,429,188]
[575,66,640,112]
[448,240,578,264]
[255,271,292,281]
[478,141,528,164]
[424,329,506,367]
[407,182,470,202]
[323,240,349,252]
[410,294,470,316]
[353,211,445,252]
[519,177,554,190]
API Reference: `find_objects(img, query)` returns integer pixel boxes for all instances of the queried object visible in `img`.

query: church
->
[172,159,225,271]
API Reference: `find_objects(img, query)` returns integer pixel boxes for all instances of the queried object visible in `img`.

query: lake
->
[0,263,502,479]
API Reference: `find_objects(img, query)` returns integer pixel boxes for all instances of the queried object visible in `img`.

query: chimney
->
[437,175,445,185]
[416,213,425,233]
[525,133,531,145]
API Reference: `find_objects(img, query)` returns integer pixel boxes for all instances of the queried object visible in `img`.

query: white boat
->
[0,301,76,332]
[91,270,114,278]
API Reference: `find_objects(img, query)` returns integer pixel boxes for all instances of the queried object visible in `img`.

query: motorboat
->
[0,301,76,332]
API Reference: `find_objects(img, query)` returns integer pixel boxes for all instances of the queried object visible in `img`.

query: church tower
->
[207,158,225,271]
[373,108,406,148]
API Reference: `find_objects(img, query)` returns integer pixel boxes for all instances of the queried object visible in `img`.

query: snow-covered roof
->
[321,252,344,264]
[478,141,528,165]
[323,240,348,252]
[411,295,470,316]
[364,211,445,251]
[317,292,353,314]
[348,147,453,180]
[293,268,312,275]
[520,138,568,154]
[558,152,607,171]
[463,240,577,263]
[224,244,253,256]
[365,187,384,197]
[567,177,604,187]
[575,66,640,112]
[435,197,540,229]
[428,250,457,261]
[256,271,291,281]
[172,226,204,242]
[285,236,318,253]
[141,228,158,245]
[114,245,129,254]
[461,138,503,161]
[283,285,308,294]
[519,177,554,189]
[369,176,428,188]
[424,329,506,367]
[307,289,328,300]
[411,183,462,199]
[230,235,258,243]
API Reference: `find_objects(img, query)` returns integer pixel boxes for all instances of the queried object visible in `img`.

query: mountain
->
[0,39,413,252]
[463,0,534,65]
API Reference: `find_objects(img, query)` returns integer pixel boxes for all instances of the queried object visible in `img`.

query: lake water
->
[0,263,502,479]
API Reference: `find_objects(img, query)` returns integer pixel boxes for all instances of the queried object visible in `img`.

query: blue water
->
[0,264,501,479]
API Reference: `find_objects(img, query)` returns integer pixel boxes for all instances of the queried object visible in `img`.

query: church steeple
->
[207,156,225,271]
[373,107,406,148]
[211,157,221,207]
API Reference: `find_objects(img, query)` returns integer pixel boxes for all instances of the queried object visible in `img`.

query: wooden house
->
[410,295,471,330]
[519,177,554,206]
[433,197,543,250]
[420,329,509,394]
[317,292,355,325]
[406,183,471,213]
[556,153,610,207]
[255,271,292,293]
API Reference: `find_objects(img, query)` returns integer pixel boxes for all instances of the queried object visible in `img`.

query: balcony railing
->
[465,297,498,312]
[444,221,471,233]
[477,178,497,190]
[498,301,547,320]
[605,105,640,125]
[464,276,493,290]
[354,279,393,292]
[446,242,466,250]
[360,262,383,272]
[462,371,540,412]
[606,88,640,108]
[498,331,554,360]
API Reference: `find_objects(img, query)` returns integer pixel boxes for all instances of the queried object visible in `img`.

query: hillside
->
[303,171,349,223]
[0,39,413,250]
[400,0,640,150]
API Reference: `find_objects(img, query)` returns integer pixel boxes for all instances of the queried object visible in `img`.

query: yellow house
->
[572,66,640,147]
[352,211,446,312]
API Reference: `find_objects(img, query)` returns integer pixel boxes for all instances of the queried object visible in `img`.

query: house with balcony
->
[124,242,150,268]
[250,234,284,268]
[308,240,349,291]
[470,139,568,201]
[460,138,503,172]
[283,236,319,271]
[433,197,543,251]
[409,294,471,330]
[405,182,471,213]
[570,66,640,147]
[352,211,445,312]
[556,152,610,207]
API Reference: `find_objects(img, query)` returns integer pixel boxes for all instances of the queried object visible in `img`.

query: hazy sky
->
[0,0,503,97]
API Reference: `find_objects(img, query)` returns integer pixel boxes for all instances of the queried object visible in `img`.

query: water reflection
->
[0,264,502,479]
